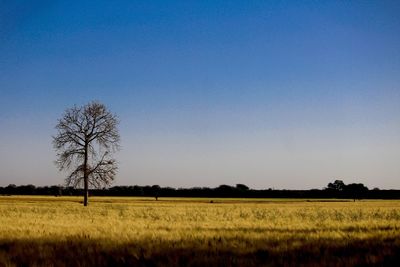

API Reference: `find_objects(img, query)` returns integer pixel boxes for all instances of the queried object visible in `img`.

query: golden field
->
[0,196,399,266]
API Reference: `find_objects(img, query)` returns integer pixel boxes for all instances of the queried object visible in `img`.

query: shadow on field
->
[0,236,399,267]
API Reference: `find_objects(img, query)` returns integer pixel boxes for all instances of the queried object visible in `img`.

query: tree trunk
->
[83,178,89,206]
[83,143,89,206]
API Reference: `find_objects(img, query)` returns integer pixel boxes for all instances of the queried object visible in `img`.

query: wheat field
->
[0,196,399,266]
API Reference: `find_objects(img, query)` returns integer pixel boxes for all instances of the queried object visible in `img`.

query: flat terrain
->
[0,196,399,266]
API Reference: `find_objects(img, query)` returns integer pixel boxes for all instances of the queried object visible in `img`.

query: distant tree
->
[344,183,369,201]
[20,184,36,195]
[50,185,63,197]
[216,185,235,197]
[53,101,120,206]
[152,185,161,200]
[236,184,250,191]
[327,180,346,191]
[5,184,17,195]
[217,185,234,191]
[132,185,144,196]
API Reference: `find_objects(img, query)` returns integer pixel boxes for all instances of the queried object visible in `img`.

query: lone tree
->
[53,101,120,206]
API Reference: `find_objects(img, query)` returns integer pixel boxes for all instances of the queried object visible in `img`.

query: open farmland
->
[0,196,399,266]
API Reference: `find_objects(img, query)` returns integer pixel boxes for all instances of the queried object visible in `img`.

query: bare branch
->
[53,101,120,194]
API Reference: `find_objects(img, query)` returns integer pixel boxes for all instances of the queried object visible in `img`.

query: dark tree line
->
[48,102,398,204]
[1,181,399,199]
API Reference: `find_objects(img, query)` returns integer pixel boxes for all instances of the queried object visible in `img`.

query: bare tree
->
[53,101,120,206]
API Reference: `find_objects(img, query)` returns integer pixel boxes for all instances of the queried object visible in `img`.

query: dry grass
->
[0,196,399,266]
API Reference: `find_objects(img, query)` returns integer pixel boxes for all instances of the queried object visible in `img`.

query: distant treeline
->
[1,180,399,199]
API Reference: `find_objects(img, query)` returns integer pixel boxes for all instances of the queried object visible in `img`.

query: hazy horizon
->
[1,1,399,190]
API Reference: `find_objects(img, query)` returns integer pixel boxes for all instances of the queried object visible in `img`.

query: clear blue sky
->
[1,0,399,189]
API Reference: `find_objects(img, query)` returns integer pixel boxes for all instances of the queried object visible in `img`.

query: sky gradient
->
[1,1,399,189]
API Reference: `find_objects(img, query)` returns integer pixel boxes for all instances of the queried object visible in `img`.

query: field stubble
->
[0,196,399,266]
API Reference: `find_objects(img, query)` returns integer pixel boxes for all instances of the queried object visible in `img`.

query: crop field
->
[0,196,399,266]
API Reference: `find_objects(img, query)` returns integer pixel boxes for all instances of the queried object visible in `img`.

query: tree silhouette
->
[327,180,345,192]
[53,101,120,206]
[236,184,249,191]
[344,183,369,201]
